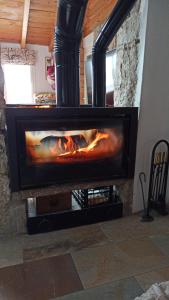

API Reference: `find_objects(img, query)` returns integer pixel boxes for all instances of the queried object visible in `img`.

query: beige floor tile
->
[0,237,23,268]
[53,277,143,300]
[150,234,169,256]
[72,238,169,288]
[135,266,169,291]
[117,238,164,258]
[23,223,108,262]
[116,238,169,273]
[100,215,169,242]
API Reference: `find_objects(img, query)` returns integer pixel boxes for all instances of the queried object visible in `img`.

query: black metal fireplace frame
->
[5,106,138,192]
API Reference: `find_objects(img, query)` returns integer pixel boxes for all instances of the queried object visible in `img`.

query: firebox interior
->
[25,127,123,164]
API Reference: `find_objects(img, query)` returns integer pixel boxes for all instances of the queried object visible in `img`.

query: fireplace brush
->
[146,140,169,217]
[139,172,154,222]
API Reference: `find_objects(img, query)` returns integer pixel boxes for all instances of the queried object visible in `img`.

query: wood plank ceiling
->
[0,0,56,49]
[0,0,117,51]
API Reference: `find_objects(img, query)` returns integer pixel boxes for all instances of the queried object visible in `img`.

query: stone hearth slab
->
[72,238,169,288]
[100,215,169,243]
[150,233,169,257]
[0,237,23,269]
[22,223,108,262]
[52,277,143,300]
[135,266,169,291]
[0,254,83,300]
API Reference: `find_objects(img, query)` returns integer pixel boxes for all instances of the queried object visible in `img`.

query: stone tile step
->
[0,254,83,300]
[52,277,143,300]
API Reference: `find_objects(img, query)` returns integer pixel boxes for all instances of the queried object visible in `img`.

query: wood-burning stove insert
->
[5,107,138,192]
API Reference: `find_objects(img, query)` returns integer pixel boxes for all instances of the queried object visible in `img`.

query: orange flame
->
[34,105,51,109]
[59,131,109,157]
[25,129,123,164]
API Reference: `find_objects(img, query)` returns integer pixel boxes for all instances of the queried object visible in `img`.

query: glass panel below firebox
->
[25,128,123,165]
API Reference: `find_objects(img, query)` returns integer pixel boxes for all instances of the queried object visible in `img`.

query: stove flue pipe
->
[92,0,137,107]
[54,0,88,107]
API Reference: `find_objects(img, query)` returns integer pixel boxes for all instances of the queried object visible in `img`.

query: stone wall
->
[0,63,26,235]
[114,0,142,107]
[0,63,11,234]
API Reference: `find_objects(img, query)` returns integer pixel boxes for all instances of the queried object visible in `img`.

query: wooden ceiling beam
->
[49,31,54,52]
[48,3,57,52]
[21,0,31,48]
[48,18,56,52]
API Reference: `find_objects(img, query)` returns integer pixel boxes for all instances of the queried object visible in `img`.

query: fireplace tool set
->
[140,140,169,222]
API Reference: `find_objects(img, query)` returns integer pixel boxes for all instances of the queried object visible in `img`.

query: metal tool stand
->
[146,140,169,219]
[139,172,154,222]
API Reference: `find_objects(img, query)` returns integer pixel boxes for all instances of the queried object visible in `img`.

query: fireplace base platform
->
[8,178,132,235]
[26,196,123,234]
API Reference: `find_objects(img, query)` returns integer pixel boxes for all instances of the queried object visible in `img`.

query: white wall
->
[28,44,53,94]
[1,43,53,95]
[133,0,169,212]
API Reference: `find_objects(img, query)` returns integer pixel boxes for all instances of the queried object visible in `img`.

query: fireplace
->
[5,0,138,193]
[5,107,137,192]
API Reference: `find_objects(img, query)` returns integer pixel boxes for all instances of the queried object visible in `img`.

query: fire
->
[34,105,51,109]
[25,128,123,164]
[59,131,109,157]
[84,132,109,152]
[64,136,76,152]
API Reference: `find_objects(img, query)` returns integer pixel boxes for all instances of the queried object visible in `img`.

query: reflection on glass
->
[25,128,123,164]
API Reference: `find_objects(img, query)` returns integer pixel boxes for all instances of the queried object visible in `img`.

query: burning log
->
[41,135,67,149]
[40,134,88,153]
[25,128,123,164]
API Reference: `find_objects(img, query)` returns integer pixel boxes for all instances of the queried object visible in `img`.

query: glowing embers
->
[25,128,123,164]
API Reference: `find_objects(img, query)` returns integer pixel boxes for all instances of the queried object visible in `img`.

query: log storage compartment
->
[36,193,72,215]
[26,185,123,234]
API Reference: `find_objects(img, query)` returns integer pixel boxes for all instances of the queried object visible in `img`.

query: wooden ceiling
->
[84,0,117,37]
[0,0,117,51]
[0,0,56,49]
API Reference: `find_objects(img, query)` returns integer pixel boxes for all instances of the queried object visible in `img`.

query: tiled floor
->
[1,214,169,299]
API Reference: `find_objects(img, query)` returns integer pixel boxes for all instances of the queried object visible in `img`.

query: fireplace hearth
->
[6,106,137,192]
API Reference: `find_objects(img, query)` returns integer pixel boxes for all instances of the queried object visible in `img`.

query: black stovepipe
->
[54,0,88,107]
[92,0,137,107]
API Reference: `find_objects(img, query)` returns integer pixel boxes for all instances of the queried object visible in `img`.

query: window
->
[85,50,117,105]
[3,64,33,104]
[106,50,117,93]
